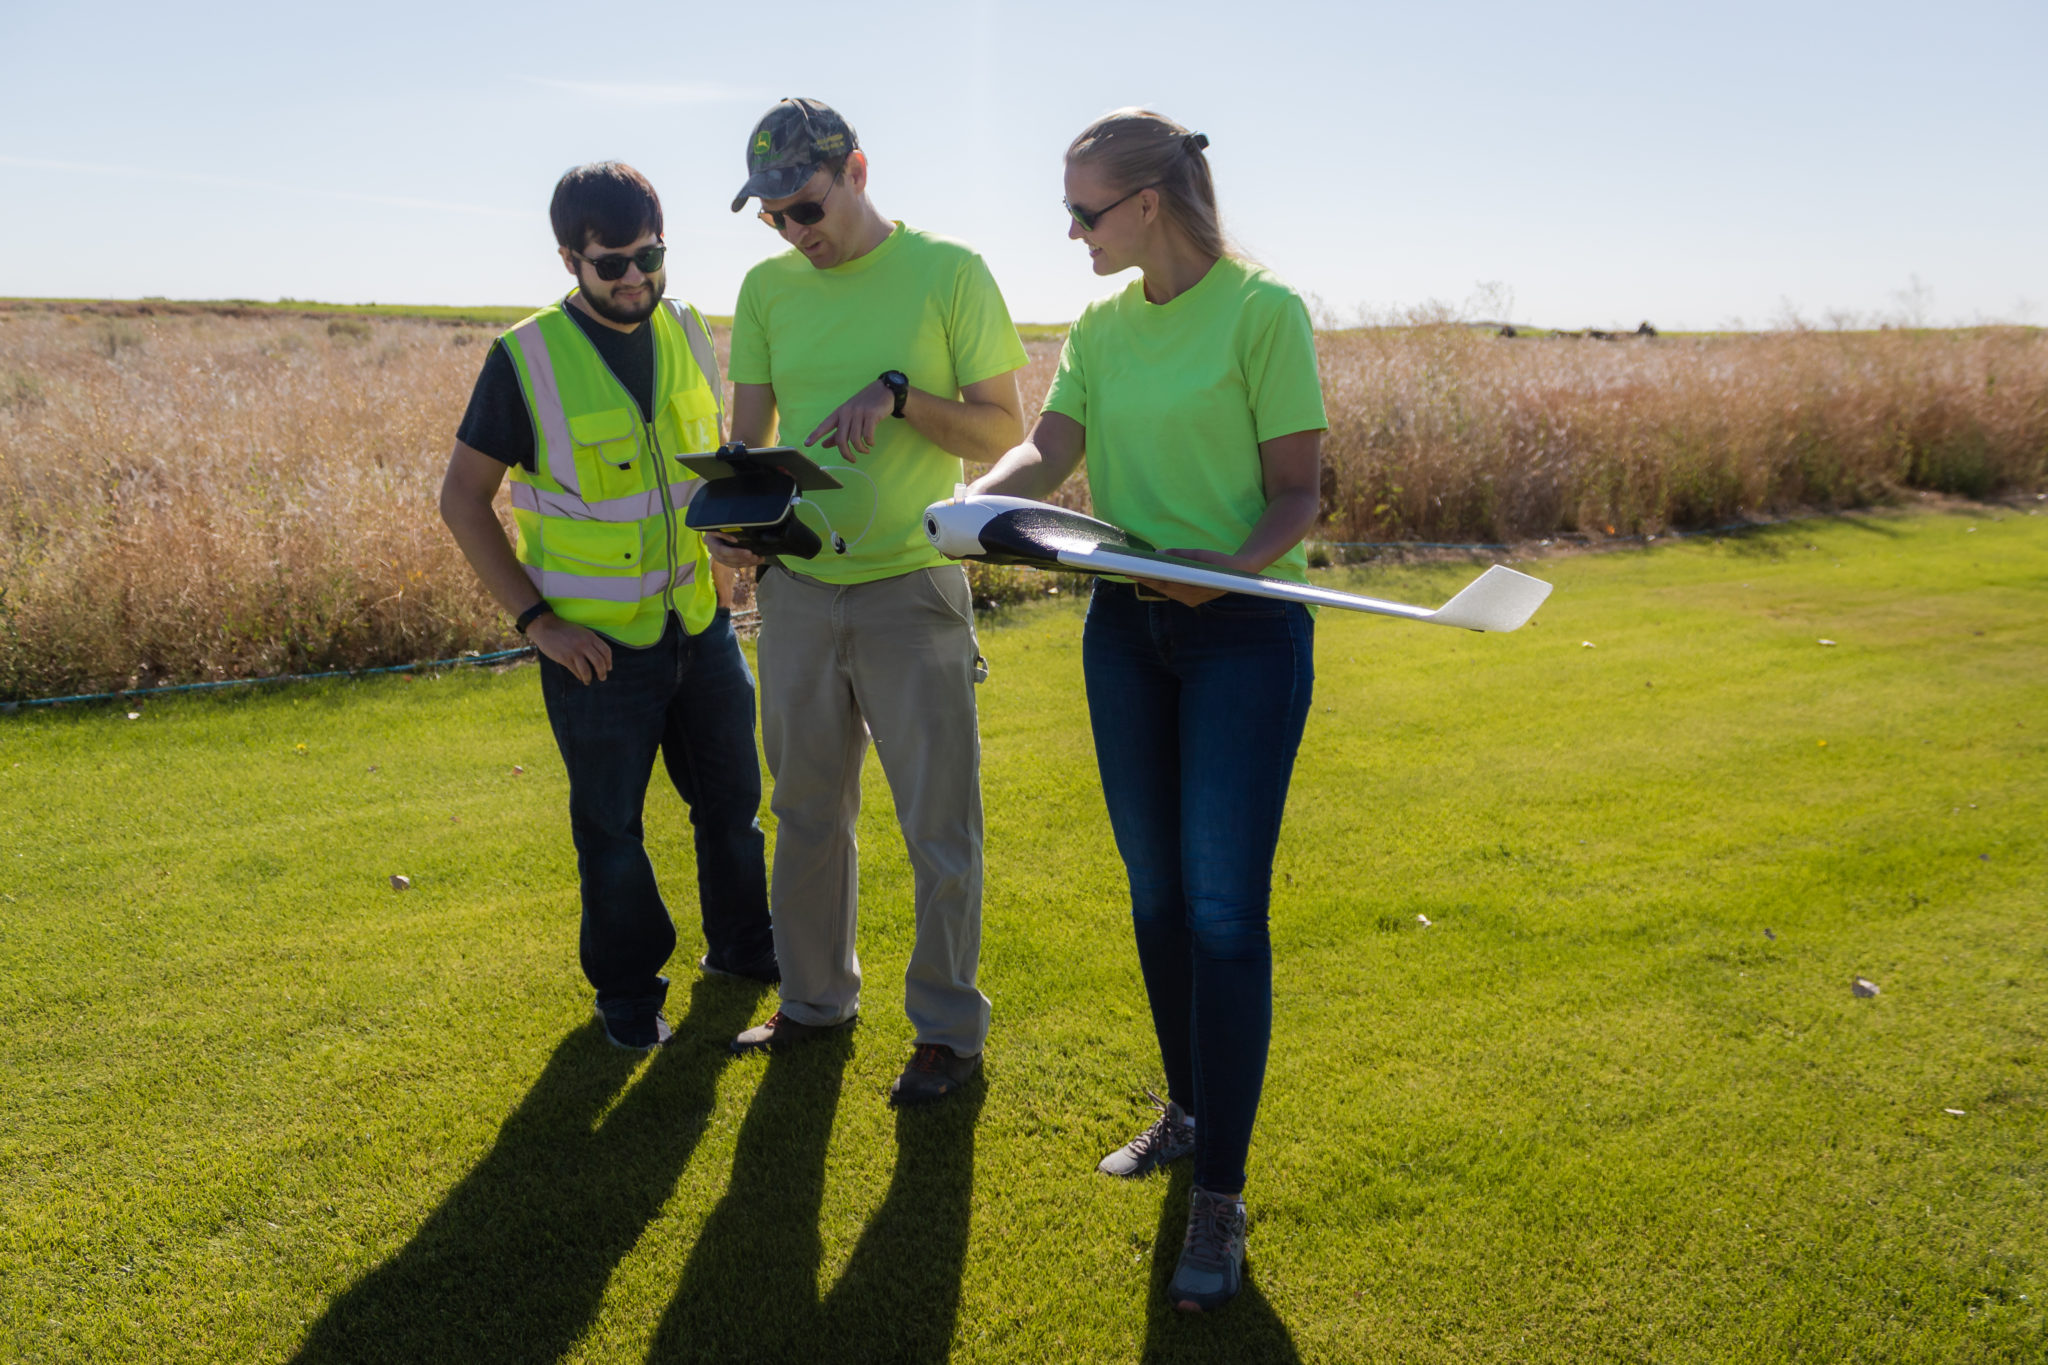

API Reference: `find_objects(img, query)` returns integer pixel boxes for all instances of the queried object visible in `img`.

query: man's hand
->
[704,531,766,570]
[804,380,894,460]
[528,613,614,684]
[1133,548,1241,608]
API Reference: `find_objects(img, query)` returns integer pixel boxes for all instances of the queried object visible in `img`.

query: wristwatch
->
[514,601,553,636]
[877,370,909,419]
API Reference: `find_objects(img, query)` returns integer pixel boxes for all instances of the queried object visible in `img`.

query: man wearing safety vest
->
[711,100,1028,1105]
[440,161,776,1051]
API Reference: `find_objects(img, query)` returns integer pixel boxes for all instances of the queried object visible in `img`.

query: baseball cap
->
[730,98,859,212]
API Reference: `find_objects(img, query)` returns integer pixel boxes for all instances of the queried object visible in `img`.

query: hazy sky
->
[2,0,2042,329]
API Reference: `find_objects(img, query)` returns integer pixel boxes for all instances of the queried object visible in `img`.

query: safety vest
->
[499,293,725,646]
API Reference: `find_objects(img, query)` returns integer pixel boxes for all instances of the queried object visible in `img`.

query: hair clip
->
[1184,132,1210,154]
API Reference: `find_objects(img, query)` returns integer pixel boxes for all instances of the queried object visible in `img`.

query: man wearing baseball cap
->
[712,98,1027,1106]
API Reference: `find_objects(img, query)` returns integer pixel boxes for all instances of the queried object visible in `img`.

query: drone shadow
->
[290,978,760,1365]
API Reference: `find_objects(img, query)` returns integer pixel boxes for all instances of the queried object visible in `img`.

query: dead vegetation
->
[1,308,2042,699]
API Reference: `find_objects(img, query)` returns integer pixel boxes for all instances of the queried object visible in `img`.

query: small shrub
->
[1,371,45,410]
[91,320,145,359]
[327,317,373,343]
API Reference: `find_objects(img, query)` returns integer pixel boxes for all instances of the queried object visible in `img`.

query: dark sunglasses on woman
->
[1064,184,1150,233]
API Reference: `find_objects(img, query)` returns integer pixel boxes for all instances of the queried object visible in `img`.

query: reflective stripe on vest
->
[508,316,581,497]
[509,478,703,524]
[523,561,696,603]
[669,299,725,438]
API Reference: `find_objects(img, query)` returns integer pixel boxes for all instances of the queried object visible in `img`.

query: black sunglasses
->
[759,175,837,231]
[1064,185,1151,233]
[575,244,666,281]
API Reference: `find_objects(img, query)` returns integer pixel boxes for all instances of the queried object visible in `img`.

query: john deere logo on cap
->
[750,129,774,165]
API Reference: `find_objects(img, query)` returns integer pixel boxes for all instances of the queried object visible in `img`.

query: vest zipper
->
[647,417,680,622]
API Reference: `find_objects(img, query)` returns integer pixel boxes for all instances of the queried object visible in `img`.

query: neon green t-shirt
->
[730,223,1028,585]
[1042,255,1327,584]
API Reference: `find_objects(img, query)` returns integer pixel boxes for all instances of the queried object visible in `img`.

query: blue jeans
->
[540,610,772,1024]
[1083,581,1315,1195]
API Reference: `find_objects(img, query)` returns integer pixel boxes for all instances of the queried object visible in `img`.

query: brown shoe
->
[888,1043,981,1106]
[730,1008,856,1054]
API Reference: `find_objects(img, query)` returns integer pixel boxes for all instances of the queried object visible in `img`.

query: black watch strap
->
[878,370,909,419]
[515,601,553,636]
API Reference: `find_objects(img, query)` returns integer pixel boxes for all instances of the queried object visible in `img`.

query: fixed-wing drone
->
[923,494,1553,632]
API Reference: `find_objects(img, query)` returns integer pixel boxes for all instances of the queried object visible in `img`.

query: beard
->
[584,272,664,325]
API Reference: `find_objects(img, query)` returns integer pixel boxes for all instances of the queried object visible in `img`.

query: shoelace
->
[908,1044,950,1073]
[1128,1088,1194,1157]
[1182,1192,1247,1270]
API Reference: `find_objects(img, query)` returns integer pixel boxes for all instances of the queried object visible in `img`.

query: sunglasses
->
[575,244,666,281]
[759,175,837,230]
[1064,185,1151,233]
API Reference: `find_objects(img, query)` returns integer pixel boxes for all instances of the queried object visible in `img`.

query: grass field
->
[2,505,2044,1362]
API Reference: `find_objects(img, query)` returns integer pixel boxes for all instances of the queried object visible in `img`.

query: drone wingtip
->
[1430,565,1554,632]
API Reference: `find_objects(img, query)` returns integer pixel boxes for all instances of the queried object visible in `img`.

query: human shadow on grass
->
[291,978,761,1365]
[646,1048,986,1365]
[1139,1165,1302,1365]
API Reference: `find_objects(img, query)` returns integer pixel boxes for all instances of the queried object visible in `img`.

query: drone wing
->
[921,494,1552,632]
[1056,545,1553,632]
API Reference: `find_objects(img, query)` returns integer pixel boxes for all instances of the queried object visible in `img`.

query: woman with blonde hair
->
[967,108,1326,1312]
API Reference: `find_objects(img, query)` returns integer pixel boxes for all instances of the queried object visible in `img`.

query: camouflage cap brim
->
[729,164,818,214]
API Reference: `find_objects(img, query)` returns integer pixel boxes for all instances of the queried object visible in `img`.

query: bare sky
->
[2,0,2042,329]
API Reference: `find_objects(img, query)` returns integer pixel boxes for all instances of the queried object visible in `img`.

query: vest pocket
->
[568,406,642,481]
[546,516,645,572]
[662,385,722,458]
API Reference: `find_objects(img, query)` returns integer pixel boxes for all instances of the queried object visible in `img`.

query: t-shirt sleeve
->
[1041,323,1087,427]
[454,340,537,471]
[947,252,1029,388]
[1243,290,1328,443]
[728,268,772,386]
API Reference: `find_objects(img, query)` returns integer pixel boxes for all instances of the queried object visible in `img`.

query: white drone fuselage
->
[923,494,1553,632]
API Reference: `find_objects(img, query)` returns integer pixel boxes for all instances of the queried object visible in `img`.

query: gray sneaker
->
[1168,1186,1247,1313]
[730,1008,856,1054]
[593,1002,672,1052]
[1097,1090,1195,1177]
[593,976,671,1052]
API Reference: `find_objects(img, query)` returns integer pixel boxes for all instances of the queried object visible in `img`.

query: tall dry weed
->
[1315,326,2048,542]
[1,309,2043,699]
[0,311,518,698]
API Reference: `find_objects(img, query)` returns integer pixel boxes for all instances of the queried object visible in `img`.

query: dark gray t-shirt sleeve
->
[454,341,536,472]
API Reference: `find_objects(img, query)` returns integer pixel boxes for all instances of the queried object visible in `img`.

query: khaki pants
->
[755,563,991,1055]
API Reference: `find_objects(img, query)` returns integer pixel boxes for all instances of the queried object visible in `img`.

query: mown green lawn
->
[2,504,2043,1363]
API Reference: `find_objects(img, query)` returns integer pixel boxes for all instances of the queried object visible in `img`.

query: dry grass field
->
[1318,323,2048,543]
[1,302,2042,699]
